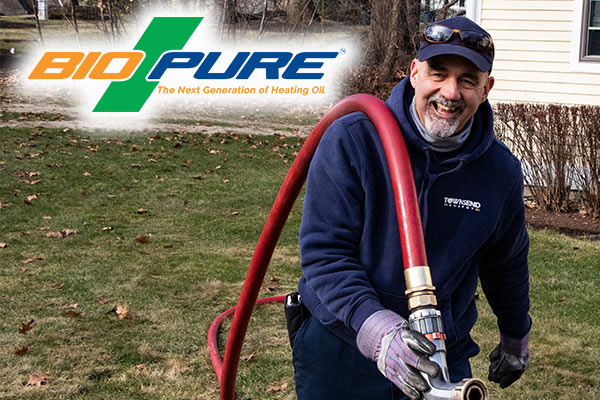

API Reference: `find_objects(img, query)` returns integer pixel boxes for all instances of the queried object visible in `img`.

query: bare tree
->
[369,0,419,80]
[30,0,45,48]
[52,0,81,45]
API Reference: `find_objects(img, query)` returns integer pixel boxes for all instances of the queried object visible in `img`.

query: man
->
[291,16,531,400]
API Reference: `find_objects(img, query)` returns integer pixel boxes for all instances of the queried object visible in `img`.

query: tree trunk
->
[367,0,419,82]
[71,0,81,46]
[30,0,45,48]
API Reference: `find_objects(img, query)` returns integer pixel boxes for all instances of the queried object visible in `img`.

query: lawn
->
[0,126,599,400]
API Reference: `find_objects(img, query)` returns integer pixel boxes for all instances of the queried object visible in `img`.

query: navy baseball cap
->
[418,16,494,73]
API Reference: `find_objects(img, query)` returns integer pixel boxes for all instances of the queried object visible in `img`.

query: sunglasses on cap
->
[423,25,493,51]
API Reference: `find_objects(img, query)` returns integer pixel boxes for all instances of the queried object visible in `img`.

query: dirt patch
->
[526,207,600,240]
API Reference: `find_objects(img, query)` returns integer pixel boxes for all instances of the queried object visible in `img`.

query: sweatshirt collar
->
[385,76,495,164]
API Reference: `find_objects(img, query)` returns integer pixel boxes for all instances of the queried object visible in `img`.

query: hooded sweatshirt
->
[298,76,531,350]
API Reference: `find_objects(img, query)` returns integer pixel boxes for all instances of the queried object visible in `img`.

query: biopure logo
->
[27,17,344,113]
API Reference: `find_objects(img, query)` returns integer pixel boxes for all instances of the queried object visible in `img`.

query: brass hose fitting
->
[404,266,437,310]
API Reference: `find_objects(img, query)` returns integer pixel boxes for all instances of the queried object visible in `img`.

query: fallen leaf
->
[53,283,65,289]
[97,297,110,305]
[62,228,78,236]
[107,194,117,198]
[136,208,147,214]
[266,382,288,392]
[135,235,149,244]
[136,363,147,371]
[83,172,92,177]
[0,242,7,248]
[42,216,52,220]
[25,373,51,386]
[21,257,44,264]
[231,211,240,216]
[102,226,113,231]
[262,286,277,292]
[115,304,134,320]
[270,276,280,283]
[20,179,40,185]
[15,346,28,356]
[88,145,98,152]
[18,319,34,334]
[0,202,12,209]
[60,303,78,310]
[63,310,82,318]
[558,296,567,303]
[46,231,63,238]
[20,267,28,273]
[241,352,256,361]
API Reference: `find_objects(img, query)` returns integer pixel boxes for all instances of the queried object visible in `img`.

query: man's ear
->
[409,58,420,88]
[481,75,495,103]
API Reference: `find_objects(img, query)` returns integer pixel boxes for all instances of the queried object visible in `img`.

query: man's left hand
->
[488,332,530,388]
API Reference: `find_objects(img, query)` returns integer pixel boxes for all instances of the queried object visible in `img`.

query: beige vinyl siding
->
[481,0,600,106]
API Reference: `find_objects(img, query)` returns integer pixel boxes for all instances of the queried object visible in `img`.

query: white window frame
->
[465,0,482,24]
[571,0,600,72]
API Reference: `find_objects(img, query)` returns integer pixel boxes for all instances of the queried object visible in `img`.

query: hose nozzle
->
[453,378,488,400]
[405,267,489,400]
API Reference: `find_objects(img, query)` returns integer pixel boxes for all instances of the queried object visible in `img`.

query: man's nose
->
[439,79,461,101]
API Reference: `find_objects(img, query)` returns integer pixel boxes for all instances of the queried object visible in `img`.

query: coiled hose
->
[207,94,442,400]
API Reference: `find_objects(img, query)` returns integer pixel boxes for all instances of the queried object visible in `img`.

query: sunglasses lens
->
[424,25,454,43]
[459,31,492,50]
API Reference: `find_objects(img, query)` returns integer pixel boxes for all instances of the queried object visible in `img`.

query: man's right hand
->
[357,310,441,400]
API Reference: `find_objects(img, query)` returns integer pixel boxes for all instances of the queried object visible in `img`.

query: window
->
[584,0,600,57]
[571,0,599,71]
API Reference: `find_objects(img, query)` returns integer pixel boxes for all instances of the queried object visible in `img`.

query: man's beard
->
[424,93,465,138]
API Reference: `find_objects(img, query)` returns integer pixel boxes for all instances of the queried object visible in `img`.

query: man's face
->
[409,54,494,138]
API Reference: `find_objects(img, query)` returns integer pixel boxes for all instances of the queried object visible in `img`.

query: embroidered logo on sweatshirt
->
[443,197,481,212]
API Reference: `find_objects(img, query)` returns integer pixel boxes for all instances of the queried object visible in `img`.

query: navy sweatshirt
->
[298,77,531,350]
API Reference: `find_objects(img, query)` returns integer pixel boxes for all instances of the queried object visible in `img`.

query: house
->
[465,0,600,106]
[0,0,34,16]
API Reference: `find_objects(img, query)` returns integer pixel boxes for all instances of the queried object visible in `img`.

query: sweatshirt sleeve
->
[299,118,385,333]
[479,163,531,339]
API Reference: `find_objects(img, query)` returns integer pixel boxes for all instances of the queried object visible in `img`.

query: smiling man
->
[290,16,531,400]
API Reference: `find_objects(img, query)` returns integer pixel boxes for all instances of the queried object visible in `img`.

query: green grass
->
[0,126,599,399]
[0,127,303,399]
[471,229,600,399]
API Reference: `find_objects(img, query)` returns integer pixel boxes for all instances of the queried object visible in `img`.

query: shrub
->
[494,103,600,217]
[571,105,600,217]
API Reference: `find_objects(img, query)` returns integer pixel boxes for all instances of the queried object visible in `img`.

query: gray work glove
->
[357,310,441,400]
[488,331,530,388]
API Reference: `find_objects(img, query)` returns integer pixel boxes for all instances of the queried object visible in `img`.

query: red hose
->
[207,94,427,399]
